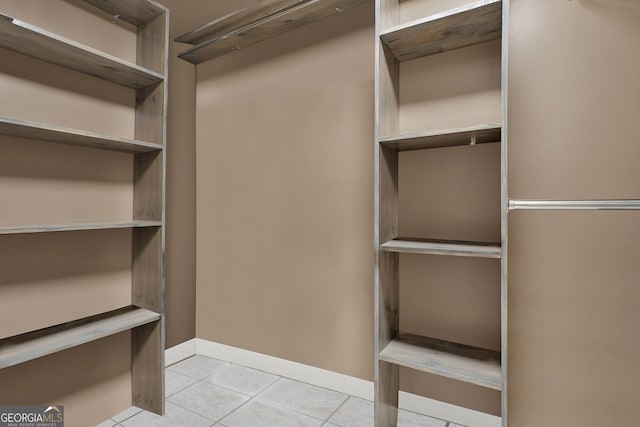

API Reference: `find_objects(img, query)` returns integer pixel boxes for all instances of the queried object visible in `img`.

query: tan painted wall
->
[0,333,132,426]
[507,1,640,425]
[195,2,375,380]
[509,211,640,426]
[156,0,200,348]
[508,0,640,200]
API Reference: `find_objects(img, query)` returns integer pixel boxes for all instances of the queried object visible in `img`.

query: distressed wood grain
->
[0,307,160,369]
[381,238,502,258]
[0,117,162,152]
[175,0,306,45]
[178,0,369,64]
[380,0,502,62]
[379,332,502,390]
[82,0,165,27]
[0,13,163,88]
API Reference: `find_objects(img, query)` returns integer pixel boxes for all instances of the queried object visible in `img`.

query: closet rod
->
[509,199,640,210]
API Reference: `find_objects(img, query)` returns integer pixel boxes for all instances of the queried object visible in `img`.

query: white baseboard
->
[191,338,501,427]
[165,338,197,367]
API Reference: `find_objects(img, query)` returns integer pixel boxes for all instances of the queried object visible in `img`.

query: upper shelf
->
[0,306,160,369]
[176,0,304,45]
[0,14,163,89]
[177,0,369,64]
[381,238,502,258]
[380,124,501,151]
[82,0,166,28]
[0,117,163,153]
[380,0,502,62]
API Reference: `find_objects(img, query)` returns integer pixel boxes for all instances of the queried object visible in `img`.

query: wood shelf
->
[380,0,502,62]
[0,13,164,89]
[0,221,162,235]
[82,0,166,27]
[0,117,163,153]
[175,0,304,45]
[0,307,160,369]
[381,238,501,258]
[177,0,368,64]
[379,332,502,390]
[380,124,501,151]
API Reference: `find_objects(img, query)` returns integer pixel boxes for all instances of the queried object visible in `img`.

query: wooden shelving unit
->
[374,0,508,425]
[175,0,369,64]
[0,0,168,416]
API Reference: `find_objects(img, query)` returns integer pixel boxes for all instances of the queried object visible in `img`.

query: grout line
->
[400,406,452,425]
[217,376,337,424]
[166,399,220,422]
[111,407,143,424]
[165,372,200,398]
[252,378,348,423]
[250,373,282,395]
[166,361,288,423]
[168,372,278,423]
[197,368,281,397]
[193,376,254,398]
[214,378,271,423]
[323,394,350,425]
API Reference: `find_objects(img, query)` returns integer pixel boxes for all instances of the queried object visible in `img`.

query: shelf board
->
[380,0,502,62]
[82,0,166,27]
[379,332,502,390]
[177,0,369,64]
[176,0,304,45]
[0,221,162,235]
[0,307,160,369]
[0,117,163,153]
[381,238,501,258]
[0,13,164,89]
[380,124,501,151]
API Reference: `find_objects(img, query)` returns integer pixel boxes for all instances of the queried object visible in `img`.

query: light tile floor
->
[97,355,465,427]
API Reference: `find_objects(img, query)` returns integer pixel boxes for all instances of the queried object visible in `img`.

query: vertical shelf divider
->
[500,0,510,424]
[131,4,169,415]
[375,1,400,426]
